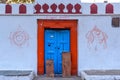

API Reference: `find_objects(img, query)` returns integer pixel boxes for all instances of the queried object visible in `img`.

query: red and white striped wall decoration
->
[1,3,117,14]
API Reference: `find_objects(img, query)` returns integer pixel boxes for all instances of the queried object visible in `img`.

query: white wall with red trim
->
[0,2,120,76]
[0,3,119,14]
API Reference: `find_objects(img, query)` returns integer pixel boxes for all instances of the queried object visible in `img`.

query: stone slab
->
[81,70,120,80]
[0,70,34,80]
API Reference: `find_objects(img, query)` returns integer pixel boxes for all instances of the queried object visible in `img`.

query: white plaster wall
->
[0,16,37,73]
[0,4,5,14]
[0,0,120,76]
[0,15,120,76]
[112,3,120,14]
[77,16,120,75]
[35,0,80,4]
[12,4,20,14]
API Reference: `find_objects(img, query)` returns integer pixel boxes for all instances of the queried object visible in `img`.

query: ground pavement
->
[33,75,81,80]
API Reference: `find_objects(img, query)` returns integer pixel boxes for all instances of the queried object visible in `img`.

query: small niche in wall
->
[112,17,120,28]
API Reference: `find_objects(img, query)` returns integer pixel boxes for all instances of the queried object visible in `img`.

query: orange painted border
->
[37,20,78,75]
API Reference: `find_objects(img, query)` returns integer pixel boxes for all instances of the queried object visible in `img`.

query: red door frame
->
[37,20,78,75]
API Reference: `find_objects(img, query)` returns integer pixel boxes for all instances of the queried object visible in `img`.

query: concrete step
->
[0,70,34,80]
[33,75,81,80]
[0,70,32,76]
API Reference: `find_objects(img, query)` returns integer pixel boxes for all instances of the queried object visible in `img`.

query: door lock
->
[48,44,51,46]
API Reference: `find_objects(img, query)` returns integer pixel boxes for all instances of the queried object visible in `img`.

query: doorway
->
[37,20,78,75]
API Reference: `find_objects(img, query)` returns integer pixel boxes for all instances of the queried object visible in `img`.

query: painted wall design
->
[2,3,117,14]
[9,26,30,47]
[86,26,108,51]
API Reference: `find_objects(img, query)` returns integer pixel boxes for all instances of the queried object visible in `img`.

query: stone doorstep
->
[0,70,35,80]
[34,75,81,80]
[81,70,120,80]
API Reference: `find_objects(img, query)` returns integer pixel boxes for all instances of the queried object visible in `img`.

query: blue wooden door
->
[45,29,70,74]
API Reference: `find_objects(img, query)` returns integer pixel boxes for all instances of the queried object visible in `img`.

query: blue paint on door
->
[44,29,70,74]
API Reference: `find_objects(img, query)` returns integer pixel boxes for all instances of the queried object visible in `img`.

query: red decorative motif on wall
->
[90,3,97,14]
[86,26,108,51]
[9,27,29,47]
[67,3,73,13]
[58,3,65,13]
[34,3,41,14]
[19,4,26,14]
[106,3,113,13]
[42,4,49,13]
[6,4,12,14]
[74,3,82,14]
[51,3,57,13]
[4,3,115,14]
[34,3,82,14]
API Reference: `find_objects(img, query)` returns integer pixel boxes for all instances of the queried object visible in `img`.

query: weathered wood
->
[46,60,54,77]
[62,52,71,77]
